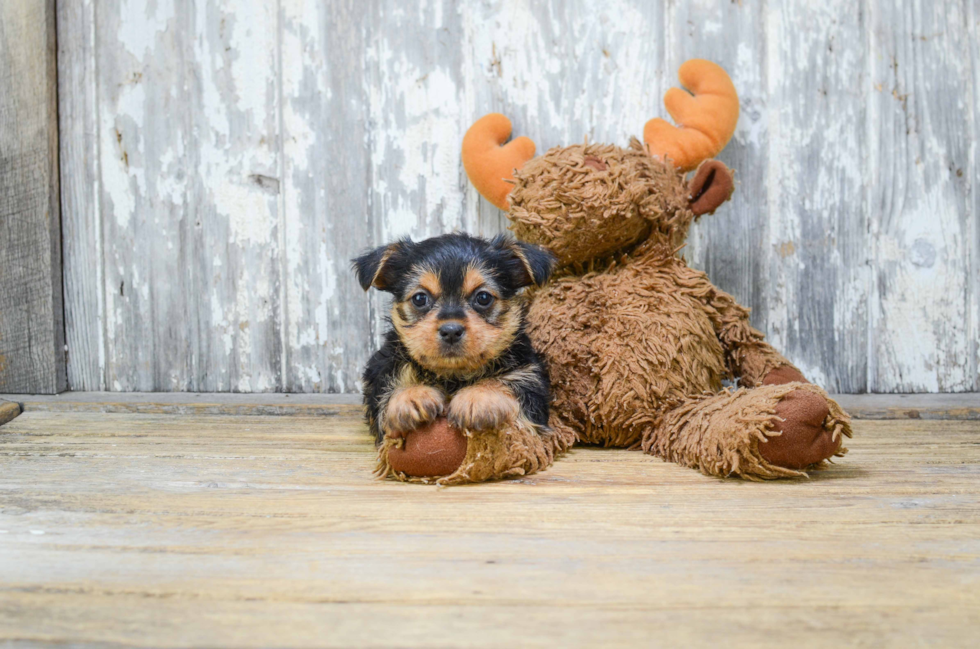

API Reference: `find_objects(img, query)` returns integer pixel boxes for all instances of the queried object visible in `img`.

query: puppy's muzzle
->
[438,322,465,345]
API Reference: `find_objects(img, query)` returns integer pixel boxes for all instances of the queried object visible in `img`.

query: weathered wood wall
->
[0,0,66,394]
[57,0,979,394]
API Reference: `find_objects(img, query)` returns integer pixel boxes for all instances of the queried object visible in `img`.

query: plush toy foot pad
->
[386,417,468,478]
[760,389,839,469]
[762,364,808,385]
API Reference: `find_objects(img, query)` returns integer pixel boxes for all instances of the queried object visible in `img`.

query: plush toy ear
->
[494,236,556,288]
[687,159,735,216]
[352,241,406,291]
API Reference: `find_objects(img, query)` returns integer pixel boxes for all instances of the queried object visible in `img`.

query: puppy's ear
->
[352,241,406,291]
[494,236,556,288]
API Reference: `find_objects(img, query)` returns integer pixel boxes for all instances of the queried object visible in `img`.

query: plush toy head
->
[462,60,739,267]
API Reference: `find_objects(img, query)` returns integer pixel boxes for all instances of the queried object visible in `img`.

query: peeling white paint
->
[367,47,465,240]
[64,0,978,394]
[117,0,173,58]
[216,182,276,245]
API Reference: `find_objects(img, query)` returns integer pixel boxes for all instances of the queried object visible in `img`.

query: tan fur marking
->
[467,307,518,364]
[370,247,395,289]
[376,364,417,436]
[418,270,441,297]
[511,247,538,286]
[384,384,447,438]
[463,266,487,295]
[500,365,544,392]
[395,310,448,369]
[447,380,520,432]
[395,298,523,378]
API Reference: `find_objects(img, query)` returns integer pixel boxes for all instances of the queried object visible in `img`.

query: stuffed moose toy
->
[378,59,851,485]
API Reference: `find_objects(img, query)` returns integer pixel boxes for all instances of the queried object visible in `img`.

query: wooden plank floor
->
[1,407,978,647]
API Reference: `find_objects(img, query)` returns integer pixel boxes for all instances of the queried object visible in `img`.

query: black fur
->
[352,240,405,291]
[362,329,551,444]
[353,233,555,444]
[352,233,555,299]
[492,235,556,289]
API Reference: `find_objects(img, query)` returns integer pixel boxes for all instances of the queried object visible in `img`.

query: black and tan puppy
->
[353,233,555,479]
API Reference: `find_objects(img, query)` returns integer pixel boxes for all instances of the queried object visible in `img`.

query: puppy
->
[353,233,556,446]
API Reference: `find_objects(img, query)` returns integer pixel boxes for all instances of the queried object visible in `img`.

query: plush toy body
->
[522,183,849,478]
[456,60,851,482]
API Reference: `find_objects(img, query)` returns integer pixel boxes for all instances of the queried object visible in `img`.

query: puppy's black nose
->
[438,323,465,344]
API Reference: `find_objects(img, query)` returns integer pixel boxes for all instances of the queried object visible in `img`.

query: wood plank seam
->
[0,392,975,420]
[0,0,67,394]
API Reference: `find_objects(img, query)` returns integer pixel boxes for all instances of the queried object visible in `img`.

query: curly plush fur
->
[509,141,693,266]
[511,143,851,480]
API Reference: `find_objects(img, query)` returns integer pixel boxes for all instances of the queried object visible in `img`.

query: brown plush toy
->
[453,58,852,482]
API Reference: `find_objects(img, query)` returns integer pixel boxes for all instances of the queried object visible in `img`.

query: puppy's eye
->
[411,292,429,308]
[473,291,494,308]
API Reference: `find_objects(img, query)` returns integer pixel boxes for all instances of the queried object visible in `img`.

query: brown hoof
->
[760,390,839,470]
[387,417,467,478]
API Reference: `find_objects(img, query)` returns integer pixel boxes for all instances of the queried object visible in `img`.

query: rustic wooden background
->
[0,0,65,394]
[53,0,979,394]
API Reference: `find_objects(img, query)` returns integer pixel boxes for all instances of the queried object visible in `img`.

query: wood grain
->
[869,0,976,392]
[972,0,980,395]
[70,0,284,392]
[0,0,66,394]
[0,410,978,646]
[58,0,104,391]
[765,1,870,393]
[832,392,980,420]
[186,0,284,393]
[279,0,374,392]
[55,0,979,393]
[0,391,363,417]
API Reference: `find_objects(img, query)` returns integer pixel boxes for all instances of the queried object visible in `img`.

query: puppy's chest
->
[413,367,498,397]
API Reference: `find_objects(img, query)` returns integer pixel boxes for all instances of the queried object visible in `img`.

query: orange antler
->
[462,114,536,210]
[644,59,739,172]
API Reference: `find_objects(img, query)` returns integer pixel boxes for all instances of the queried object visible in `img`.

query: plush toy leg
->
[376,415,573,486]
[641,383,851,480]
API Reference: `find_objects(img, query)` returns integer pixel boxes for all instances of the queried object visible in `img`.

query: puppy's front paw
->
[448,382,520,432]
[384,386,446,438]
